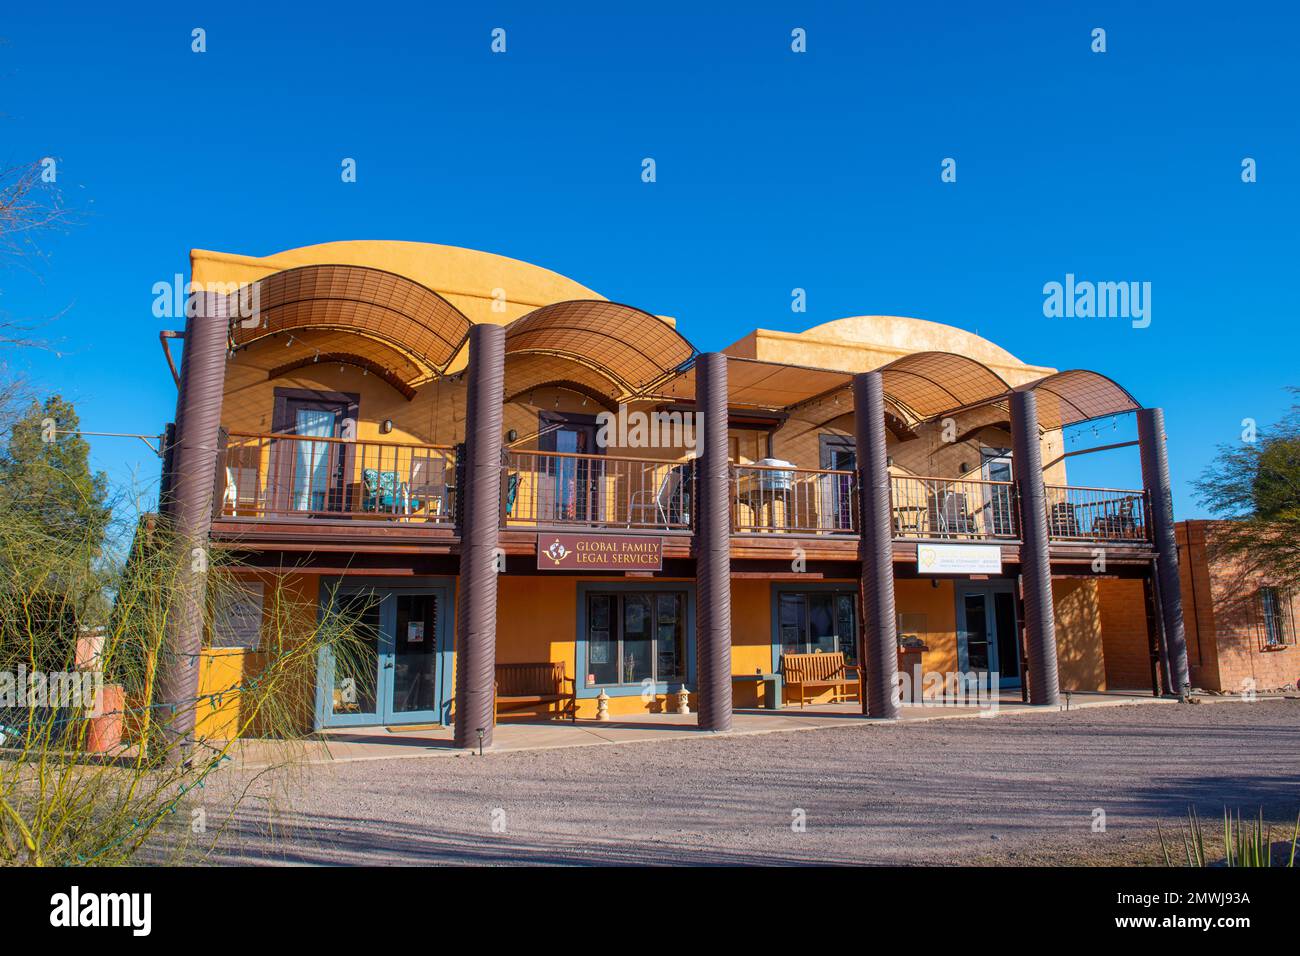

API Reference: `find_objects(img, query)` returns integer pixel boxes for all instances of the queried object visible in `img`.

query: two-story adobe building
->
[154,240,1190,747]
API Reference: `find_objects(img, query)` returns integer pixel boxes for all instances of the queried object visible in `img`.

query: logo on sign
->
[536,534,663,570]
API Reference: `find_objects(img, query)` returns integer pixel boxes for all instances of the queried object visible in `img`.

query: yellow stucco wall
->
[728,315,1055,386]
[1052,578,1107,692]
[196,571,320,739]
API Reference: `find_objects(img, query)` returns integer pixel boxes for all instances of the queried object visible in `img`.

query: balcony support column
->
[454,324,505,749]
[853,372,900,718]
[1010,390,1060,706]
[159,290,231,756]
[1137,407,1189,695]
[694,352,733,732]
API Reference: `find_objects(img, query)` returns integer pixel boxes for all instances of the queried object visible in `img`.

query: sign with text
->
[537,534,663,571]
[916,543,1003,575]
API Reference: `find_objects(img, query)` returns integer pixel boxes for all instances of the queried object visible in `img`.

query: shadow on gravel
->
[210,808,844,866]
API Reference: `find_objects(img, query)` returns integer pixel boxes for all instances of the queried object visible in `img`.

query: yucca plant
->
[1159,807,1300,867]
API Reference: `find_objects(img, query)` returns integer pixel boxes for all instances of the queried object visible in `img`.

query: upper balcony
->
[216,435,1151,547]
[219,431,457,527]
[199,263,1153,559]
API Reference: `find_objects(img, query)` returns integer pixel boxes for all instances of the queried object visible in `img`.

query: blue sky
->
[1,1,1296,516]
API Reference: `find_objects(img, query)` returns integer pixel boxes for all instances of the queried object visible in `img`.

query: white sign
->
[916,543,1002,575]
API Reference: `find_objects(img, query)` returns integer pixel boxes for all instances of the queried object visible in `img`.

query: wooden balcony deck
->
[212,436,1153,561]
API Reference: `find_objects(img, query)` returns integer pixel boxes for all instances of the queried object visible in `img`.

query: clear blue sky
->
[2,1,1296,517]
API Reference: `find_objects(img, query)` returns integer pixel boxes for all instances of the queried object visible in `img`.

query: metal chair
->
[629,464,688,529]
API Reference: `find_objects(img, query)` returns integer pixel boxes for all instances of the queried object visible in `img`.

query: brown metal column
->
[1137,407,1190,695]
[159,290,230,751]
[453,324,505,749]
[1010,390,1060,706]
[694,352,732,732]
[853,372,900,718]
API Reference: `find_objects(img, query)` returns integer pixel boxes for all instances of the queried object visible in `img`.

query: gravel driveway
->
[207,699,1300,865]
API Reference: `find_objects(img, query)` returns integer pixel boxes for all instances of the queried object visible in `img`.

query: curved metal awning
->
[503,352,627,410]
[504,299,695,398]
[1014,369,1140,429]
[878,351,1011,422]
[229,264,473,383]
[651,356,852,410]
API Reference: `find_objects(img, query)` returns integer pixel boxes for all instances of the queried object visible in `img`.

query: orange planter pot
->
[86,684,125,753]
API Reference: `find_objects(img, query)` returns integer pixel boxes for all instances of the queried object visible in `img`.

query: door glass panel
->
[332,593,380,716]
[655,593,684,680]
[554,428,594,521]
[962,593,991,671]
[981,452,1014,535]
[622,594,653,684]
[778,594,806,654]
[835,594,857,665]
[391,594,437,714]
[294,408,336,512]
[807,594,836,654]
[587,595,617,685]
[993,591,1019,679]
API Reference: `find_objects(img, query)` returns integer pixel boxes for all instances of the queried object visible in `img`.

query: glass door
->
[322,591,384,725]
[540,415,601,523]
[818,436,857,530]
[980,448,1015,536]
[389,592,440,720]
[319,586,450,727]
[957,584,1021,688]
[271,395,355,516]
[958,591,993,674]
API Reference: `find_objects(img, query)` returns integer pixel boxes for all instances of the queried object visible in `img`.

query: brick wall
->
[1178,520,1300,693]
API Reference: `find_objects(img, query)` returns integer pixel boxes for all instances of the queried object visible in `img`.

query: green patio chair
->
[363,468,422,513]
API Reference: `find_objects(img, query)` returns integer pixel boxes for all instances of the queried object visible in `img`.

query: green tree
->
[1195,389,1300,584]
[0,395,110,555]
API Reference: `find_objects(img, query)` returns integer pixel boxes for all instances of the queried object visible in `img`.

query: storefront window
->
[777,591,857,664]
[585,591,686,686]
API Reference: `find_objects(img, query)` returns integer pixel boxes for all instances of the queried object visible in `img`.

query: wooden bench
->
[780,651,860,708]
[494,662,577,722]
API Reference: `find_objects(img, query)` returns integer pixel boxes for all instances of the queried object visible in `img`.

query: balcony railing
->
[503,450,692,531]
[731,464,858,535]
[1044,485,1149,543]
[890,475,1020,540]
[215,434,1151,547]
[219,432,457,524]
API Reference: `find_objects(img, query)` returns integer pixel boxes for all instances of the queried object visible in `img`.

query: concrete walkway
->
[231,690,1178,770]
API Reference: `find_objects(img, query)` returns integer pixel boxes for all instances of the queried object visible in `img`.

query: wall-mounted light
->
[381,419,394,434]
[506,429,518,443]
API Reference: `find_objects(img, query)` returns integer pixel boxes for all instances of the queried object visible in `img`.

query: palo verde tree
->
[1194,389,1300,586]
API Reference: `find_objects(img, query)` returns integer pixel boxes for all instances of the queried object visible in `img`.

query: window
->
[1259,587,1296,649]
[586,591,686,686]
[777,591,857,664]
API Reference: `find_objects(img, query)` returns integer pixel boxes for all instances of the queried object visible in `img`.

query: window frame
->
[769,584,860,672]
[576,582,695,697]
[1258,586,1297,650]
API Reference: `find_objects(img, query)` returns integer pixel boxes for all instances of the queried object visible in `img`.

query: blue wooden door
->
[318,586,451,728]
